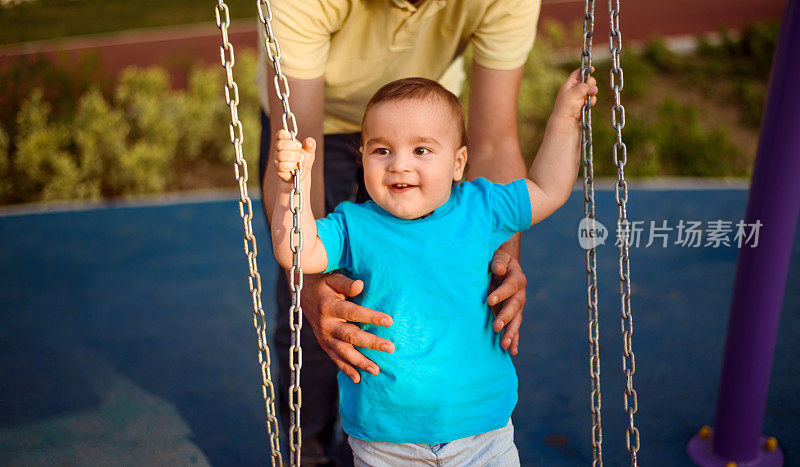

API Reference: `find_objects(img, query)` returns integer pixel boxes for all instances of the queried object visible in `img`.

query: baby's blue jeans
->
[347,419,519,466]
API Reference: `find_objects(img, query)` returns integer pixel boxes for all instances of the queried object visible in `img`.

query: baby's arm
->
[270,129,329,274]
[525,68,598,226]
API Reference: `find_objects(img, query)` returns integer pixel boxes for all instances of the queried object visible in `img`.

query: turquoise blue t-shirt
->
[315,177,532,444]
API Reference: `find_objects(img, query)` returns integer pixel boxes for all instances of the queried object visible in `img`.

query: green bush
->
[0,52,109,146]
[73,87,128,198]
[1,50,265,205]
[113,67,178,194]
[174,67,226,163]
[651,98,745,176]
[735,80,768,128]
[517,20,570,162]
[727,22,779,79]
[642,39,680,73]
[588,112,662,178]
[12,89,83,201]
[696,22,779,128]
[0,124,10,200]
[2,20,778,206]
[235,50,263,172]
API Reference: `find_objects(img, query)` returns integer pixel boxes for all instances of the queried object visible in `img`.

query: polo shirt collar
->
[389,0,426,12]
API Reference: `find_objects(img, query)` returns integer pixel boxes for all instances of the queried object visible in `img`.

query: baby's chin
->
[368,188,450,220]
[381,204,436,220]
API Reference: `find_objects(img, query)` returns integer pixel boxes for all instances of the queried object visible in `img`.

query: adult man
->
[258,0,541,464]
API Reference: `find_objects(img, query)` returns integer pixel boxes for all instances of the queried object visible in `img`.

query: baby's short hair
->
[363,77,468,148]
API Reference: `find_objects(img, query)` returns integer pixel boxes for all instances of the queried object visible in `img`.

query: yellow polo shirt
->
[257,0,540,134]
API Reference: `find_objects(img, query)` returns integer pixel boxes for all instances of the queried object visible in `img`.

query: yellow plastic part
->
[726,462,737,467]
[765,437,778,452]
[698,425,712,440]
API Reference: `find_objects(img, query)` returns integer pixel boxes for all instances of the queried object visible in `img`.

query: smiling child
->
[270,71,597,465]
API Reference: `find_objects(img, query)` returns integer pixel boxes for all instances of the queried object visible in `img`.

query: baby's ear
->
[357,146,365,167]
[453,146,468,181]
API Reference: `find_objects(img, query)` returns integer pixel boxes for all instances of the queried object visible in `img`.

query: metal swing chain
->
[257,1,304,466]
[608,0,640,463]
[580,0,603,465]
[214,1,285,466]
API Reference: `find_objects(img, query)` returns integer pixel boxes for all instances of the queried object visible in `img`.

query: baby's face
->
[360,98,467,220]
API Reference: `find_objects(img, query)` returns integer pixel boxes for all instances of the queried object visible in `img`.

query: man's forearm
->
[263,72,326,221]
[466,64,529,257]
[465,137,528,184]
[465,64,527,184]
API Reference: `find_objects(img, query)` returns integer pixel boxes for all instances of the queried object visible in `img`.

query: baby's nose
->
[387,152,413,172]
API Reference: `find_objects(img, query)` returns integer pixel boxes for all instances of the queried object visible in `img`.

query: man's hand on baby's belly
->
[302,272,395,384]
[487,235,527,356]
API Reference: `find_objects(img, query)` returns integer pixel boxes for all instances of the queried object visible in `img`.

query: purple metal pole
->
[688,0,800,465]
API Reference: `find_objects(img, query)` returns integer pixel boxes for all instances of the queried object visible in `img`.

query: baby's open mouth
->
[389,183,417,193]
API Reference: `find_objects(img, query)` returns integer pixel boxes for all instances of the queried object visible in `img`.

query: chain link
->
[217,1,638,465]
[607,0,640,463]
[580,0,603,465]
[215,1,284,465]
[258,1,303,465]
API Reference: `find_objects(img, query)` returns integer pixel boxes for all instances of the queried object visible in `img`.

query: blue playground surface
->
[1,185,798,466]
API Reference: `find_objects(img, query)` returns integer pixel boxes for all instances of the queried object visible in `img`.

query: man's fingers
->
[488,267,525,308]
[324,347,361,384]
[323,344,378,384]
[322,274,393,326]
[499,310,523,350]
[302,273,388,384]
[332,299,393,327]
[509,333,520,356]
[333,324,395,353]
[492,291,525,332]
[490,252,511,277]
[326,273,365,298]
[492,292,518,330]
[325,336,382,379]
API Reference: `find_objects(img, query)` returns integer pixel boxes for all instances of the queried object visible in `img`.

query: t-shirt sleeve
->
[268,0,349,79]
[315,210,351,273]
[488,178,533,236]
[470,0,540,71]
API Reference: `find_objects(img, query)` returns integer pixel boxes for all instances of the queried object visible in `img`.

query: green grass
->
[0,0,256,45]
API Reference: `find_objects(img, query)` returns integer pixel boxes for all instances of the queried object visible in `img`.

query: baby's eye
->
[413,147,430,156]
[376,148,390,156]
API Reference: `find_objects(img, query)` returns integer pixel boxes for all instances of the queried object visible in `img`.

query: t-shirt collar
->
[371,189,457,223]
